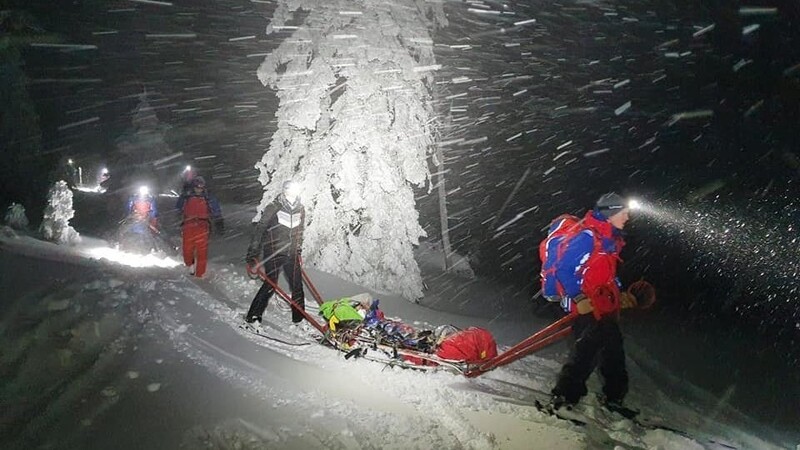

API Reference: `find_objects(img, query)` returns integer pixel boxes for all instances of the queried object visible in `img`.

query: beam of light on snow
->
[75,185,105,193]
[739,7,778,16]
[29,43,98,51]
[57,117,100,131]
[129,0,174,5]
[692,24,715,38]
[667,109,714,126]
[85,247,181,268]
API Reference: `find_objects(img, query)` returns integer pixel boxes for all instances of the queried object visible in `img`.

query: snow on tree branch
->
[40,181,81,245]
[254,0,446,300]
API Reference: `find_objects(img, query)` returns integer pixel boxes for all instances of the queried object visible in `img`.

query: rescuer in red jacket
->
[549,193,638,410]
[176,176,223,278]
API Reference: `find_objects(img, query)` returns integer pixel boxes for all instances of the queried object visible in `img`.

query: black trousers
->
[246,253,305,323]
[552,314,628,404]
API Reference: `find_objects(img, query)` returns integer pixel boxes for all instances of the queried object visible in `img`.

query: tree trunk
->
[435,142,453,271]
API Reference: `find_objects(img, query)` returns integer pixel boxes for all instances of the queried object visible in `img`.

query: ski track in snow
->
[152,273,503,448]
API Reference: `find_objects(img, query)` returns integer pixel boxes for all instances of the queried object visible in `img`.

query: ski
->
[489,393,738,449]
[239,323,312,347]
[342,346,448,372]
[531,399,649,450]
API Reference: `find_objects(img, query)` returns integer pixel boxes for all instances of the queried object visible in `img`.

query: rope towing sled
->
[246,260,577,378]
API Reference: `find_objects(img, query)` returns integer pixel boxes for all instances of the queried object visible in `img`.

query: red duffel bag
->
[435,327,497,363]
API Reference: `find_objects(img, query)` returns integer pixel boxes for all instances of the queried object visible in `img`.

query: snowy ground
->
[0,204,795,450]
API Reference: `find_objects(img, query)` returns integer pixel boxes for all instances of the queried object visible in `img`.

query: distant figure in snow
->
[98,167,111,192]
[180,165,196,196]
[126,185,158,228]
[118,185,159,253]
[544,193,655,411]
[176,176,223,278]
[244,180,306,330]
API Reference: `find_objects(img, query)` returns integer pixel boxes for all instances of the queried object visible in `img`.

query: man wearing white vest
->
[244,180,306,329]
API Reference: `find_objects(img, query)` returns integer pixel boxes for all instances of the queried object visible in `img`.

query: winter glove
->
[574,295,594,315]
[245,259,260,280]
[627,280,656,310]
[619,292,638,309]
[588,284,620,320]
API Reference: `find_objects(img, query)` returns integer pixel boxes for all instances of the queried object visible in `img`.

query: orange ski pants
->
[182,220,210,277]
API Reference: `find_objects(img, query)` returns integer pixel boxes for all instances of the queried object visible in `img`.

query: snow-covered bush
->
[4,202,29,230]
[40,180,81,245]
[254,0,447,301]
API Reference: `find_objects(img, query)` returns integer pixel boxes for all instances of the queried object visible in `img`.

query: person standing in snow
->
[547,192,654,411]
[118,185,159,252]
[244,180,306,328]
[176,176,223,278]
[125,185,158,228]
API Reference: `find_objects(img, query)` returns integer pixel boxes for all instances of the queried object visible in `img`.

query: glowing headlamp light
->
[284,181,301,204]
[627,199,642,211]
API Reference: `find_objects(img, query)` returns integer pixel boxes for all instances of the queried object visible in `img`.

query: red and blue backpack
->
[539,214,601,302]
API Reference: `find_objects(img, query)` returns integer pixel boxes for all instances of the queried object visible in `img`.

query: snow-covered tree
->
[4,202,29,230]
[254,1,447,300]
[116,91,172,165]
[40,181,80,245]
[114,90,174,191]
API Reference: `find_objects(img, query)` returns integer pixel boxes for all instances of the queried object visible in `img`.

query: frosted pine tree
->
[40,181,80,245]
[254,1,447,300]
[115,91,174,191]
[4,202,29,230]
[116,91,172,165]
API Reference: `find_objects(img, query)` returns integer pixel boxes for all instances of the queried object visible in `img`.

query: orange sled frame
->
[246,259,577,377]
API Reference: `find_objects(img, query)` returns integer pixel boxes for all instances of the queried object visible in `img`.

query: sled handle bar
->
[298,255,324,306]
[246,264,329,337]
[465,313,577,377]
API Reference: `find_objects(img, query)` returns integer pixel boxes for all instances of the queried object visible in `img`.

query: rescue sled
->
[246,260,577,377]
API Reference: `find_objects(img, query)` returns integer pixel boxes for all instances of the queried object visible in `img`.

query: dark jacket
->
[246,198,305,263]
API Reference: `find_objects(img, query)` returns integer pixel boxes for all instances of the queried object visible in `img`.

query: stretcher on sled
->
[246,260,577,378]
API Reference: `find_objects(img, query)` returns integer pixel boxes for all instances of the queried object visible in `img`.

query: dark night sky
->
[4,0,800,350]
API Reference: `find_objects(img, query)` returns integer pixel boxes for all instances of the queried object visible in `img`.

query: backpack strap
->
[554,222,603,303]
